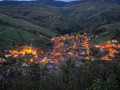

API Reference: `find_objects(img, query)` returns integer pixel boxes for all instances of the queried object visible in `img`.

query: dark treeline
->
[0,58,120,90]
[0,0,82,7]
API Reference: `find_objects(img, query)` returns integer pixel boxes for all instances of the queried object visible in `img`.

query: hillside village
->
[0,33,120,69]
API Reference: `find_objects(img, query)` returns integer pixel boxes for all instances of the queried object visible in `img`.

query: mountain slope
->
[0,25,39,49]
[0,13,56,37]
[0,0,82,7]
[0,2,120,34]
[0,1,120,45]
[90,22,120,44]
[0,13,56,49]
[0,0,120,7]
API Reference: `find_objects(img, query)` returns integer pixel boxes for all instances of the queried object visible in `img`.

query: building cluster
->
[94,40,120,60]
[0,34,120,68]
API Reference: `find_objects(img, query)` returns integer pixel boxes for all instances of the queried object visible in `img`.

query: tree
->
[60,58,75,84]
[106,74,120,90]
[87,74,120,90]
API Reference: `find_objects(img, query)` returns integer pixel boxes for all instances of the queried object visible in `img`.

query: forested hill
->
[0,0,80,7]
[0,0,120,7]
[0,1,120,48]
[0,2,120,34]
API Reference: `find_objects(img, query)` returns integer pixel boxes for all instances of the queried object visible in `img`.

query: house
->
[0,58,2,62]
[34,58,42,63]
[5,54,12,58]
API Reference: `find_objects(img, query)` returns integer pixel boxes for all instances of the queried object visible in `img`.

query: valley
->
[0,1,120,90]
[1,33,120,68]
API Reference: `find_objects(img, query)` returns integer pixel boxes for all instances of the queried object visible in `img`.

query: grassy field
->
[90,22,120,44]
[90,33,114,44]
[0,13,56,49]
[0,25,40,49]
[0,13,56,37]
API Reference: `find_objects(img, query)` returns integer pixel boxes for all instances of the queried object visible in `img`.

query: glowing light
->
[108,48,116,54]
[104,56,110,60]
[118,45,120,48]
[71,43,76,49]
[38,49,43,54]
[83,42,88,47]
[100,45,105,49]
[19,50,25,55]
[41,57,48,63]
[54,52,62,56]
[11,49,17,54]
[13,55,18,58]
[30,59,34,63]
[68,52,74,56]
[0,58,2,62]
[85,56,90,60]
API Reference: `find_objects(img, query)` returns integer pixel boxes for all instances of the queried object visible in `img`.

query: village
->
[0,33,120,69]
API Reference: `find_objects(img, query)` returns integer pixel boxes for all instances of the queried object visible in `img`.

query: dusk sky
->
[0,0,79,2]
[56,0,78,2]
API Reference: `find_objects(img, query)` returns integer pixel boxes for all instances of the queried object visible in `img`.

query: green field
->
[90,22,120,44]
[0,13,56,49]
[0,13,56,37]
[90,33,114,44]
[0,25,40,49]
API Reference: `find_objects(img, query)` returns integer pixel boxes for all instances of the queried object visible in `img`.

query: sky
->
[56,0,78,2]
[0,0,79,2]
